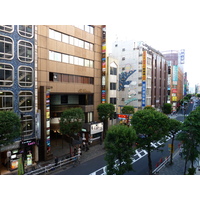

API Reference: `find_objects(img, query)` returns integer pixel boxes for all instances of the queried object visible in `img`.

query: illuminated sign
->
[142,51,147,81]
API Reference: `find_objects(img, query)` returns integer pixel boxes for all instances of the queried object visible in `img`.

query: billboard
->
[173,65,178,85]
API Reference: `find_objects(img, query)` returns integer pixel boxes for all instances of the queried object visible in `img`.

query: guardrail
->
[25,155,79,175]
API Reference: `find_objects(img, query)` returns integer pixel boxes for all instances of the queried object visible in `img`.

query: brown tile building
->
[36,25,104,160]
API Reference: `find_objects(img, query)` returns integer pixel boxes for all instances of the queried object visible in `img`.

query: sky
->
[105,0,200,93]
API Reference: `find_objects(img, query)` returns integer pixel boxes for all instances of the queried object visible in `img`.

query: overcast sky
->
[106,0,200,93]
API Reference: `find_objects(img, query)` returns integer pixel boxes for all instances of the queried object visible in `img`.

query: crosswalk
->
[89,136,172,175]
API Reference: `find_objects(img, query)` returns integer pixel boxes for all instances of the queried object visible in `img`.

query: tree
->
[121,105,135,125]
[168,118,182,164]
[176,109,200,174]
[59,107,84,156]
[131,109,170,174]
[104,125,137,175]
[97,103,115,138]
[144,105,155,110]
[162,103,172,115]
[0,111,21,174]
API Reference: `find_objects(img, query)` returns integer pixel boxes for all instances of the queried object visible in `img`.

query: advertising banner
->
[173,65,178,85]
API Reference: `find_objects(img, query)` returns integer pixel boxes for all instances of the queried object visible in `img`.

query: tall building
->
[0,25,37,171]
[111,40,167,112]
[162,50,184,111]
[36,25,104,161]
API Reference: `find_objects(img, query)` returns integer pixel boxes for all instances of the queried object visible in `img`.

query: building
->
[0,25,37,171]
[36,25,104,161]
[111,40,168,112]
[162,50,184,111]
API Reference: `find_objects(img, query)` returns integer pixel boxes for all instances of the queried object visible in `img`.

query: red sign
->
[118,114,128,119]
[172,89,177,93]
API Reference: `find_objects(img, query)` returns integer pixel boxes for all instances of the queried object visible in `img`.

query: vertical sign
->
[46,89,51,153]
[173,65,178,85]
[102,25,106,103]
[142,51,147,107]
[180,49,185,64]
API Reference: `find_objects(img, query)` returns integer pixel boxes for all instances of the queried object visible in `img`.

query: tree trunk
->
[147,146,153,175]
[170,135,175,165]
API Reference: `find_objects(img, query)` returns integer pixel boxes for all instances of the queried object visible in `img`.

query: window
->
[122,57,125,61]
[49,51,61,62]
[0,25,13,33]
[18,40,33,62]
[19,91,33,112]
[69,36,74,45]
[62,54,69,63]
[110,83,116,90]
[69,55,74,64]
[0,91,13,110]
[85,42,89,50]
[110,67,117,75]
[21,115,33,136]
[0,63,13,86]
[89,60,94,68]
[85,59,90,67]
[110,98,116,104]
[49,29,61,41]
[122,48,125,51]
[18,66,33,87]
[89,43,94,51]
[18,25,33,38]
[62,34,69,43]
[0,35,13,59]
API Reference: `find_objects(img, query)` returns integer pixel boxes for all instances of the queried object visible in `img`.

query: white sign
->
[90,122,103,135]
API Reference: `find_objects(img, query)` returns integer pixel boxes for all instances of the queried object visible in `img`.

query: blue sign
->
[142,81,146,107]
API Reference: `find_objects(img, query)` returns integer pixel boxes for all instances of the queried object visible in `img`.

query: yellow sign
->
[142,51,146,81]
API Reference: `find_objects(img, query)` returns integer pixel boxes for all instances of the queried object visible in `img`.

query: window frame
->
[18,66,33,87]
[0,63,14,86]
[0,91,14,111]
[18,40,34,63]
[21,115,33,136]
[19,91,33,112]
[0,35,14,60]
[18,25,34,38]
[0,25,14,33]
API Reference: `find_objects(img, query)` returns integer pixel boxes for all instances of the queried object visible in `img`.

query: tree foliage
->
[105,125,137,175]
[0,111,21,146]
[131,109,170,174]
[97,103,115,121]
[59,107,85,137]
[176,108,200,174]
[121,106,135,114]
[162,103,172,114]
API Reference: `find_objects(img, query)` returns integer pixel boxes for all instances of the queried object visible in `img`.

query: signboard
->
[180,49,185,64]
[142,51,147,81]
[142,81,146,107]
[173,65,178,85]
[90,122,103,135]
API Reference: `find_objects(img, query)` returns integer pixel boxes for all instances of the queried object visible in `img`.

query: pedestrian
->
[179,147,183,158]
[55,156,58,166]
[74,146,77,156]
[82,141,86,151]
[78,146,82,155]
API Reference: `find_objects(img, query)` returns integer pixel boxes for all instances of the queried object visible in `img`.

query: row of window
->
[49,29,94,51]
[0,35,34,62]
[74,25,94,34]
[0,91,33,112]
[49,50,94,68]
[0,63,33,87]
[49,72,94,84]
[0,25,34,38]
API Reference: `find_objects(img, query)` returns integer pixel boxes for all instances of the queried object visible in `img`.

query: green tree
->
[59,107,84,156]
[176,109,200,174]
[144,105,155,110]
[97,103,115,138]
[131,109,170,174]
[168,119,182,164]
[162,103,172,115]
[0,111,21,174]
[104,125,137,175]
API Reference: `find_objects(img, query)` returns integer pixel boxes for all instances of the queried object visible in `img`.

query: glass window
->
[0,91,13,111]
[62,34,69,43]
[0,35,13,60]
[74,57,79,65]
[49,51,54,60]
[85,25,90,33]
[69,55,74,64]
[79,40,84,48]
[79,58,84,66]
[18,40,33,62]
[55,52,61,62]
[110,83,116,90]
[74,38,79,46]
[89,26,94,34]
[85,59,90,67]
[19,91,33,112]
[89,43,94,51]
[62,54,69,63]
[55,31,61,41]
[85,42,89,50]
[69,36,74,45]
[0,63,13,86]
[18,66,33,87]
[49,29,55,39]
[18,25,33,38]
[0,25,14,33]
[89,60,94,68]
[21,115,33,136]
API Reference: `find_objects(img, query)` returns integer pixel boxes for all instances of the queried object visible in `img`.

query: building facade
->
[36,25,103,161]
[111,40,168,112]
[0,25,37,171]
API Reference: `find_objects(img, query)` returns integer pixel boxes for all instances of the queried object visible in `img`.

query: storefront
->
[90,122,103,143]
